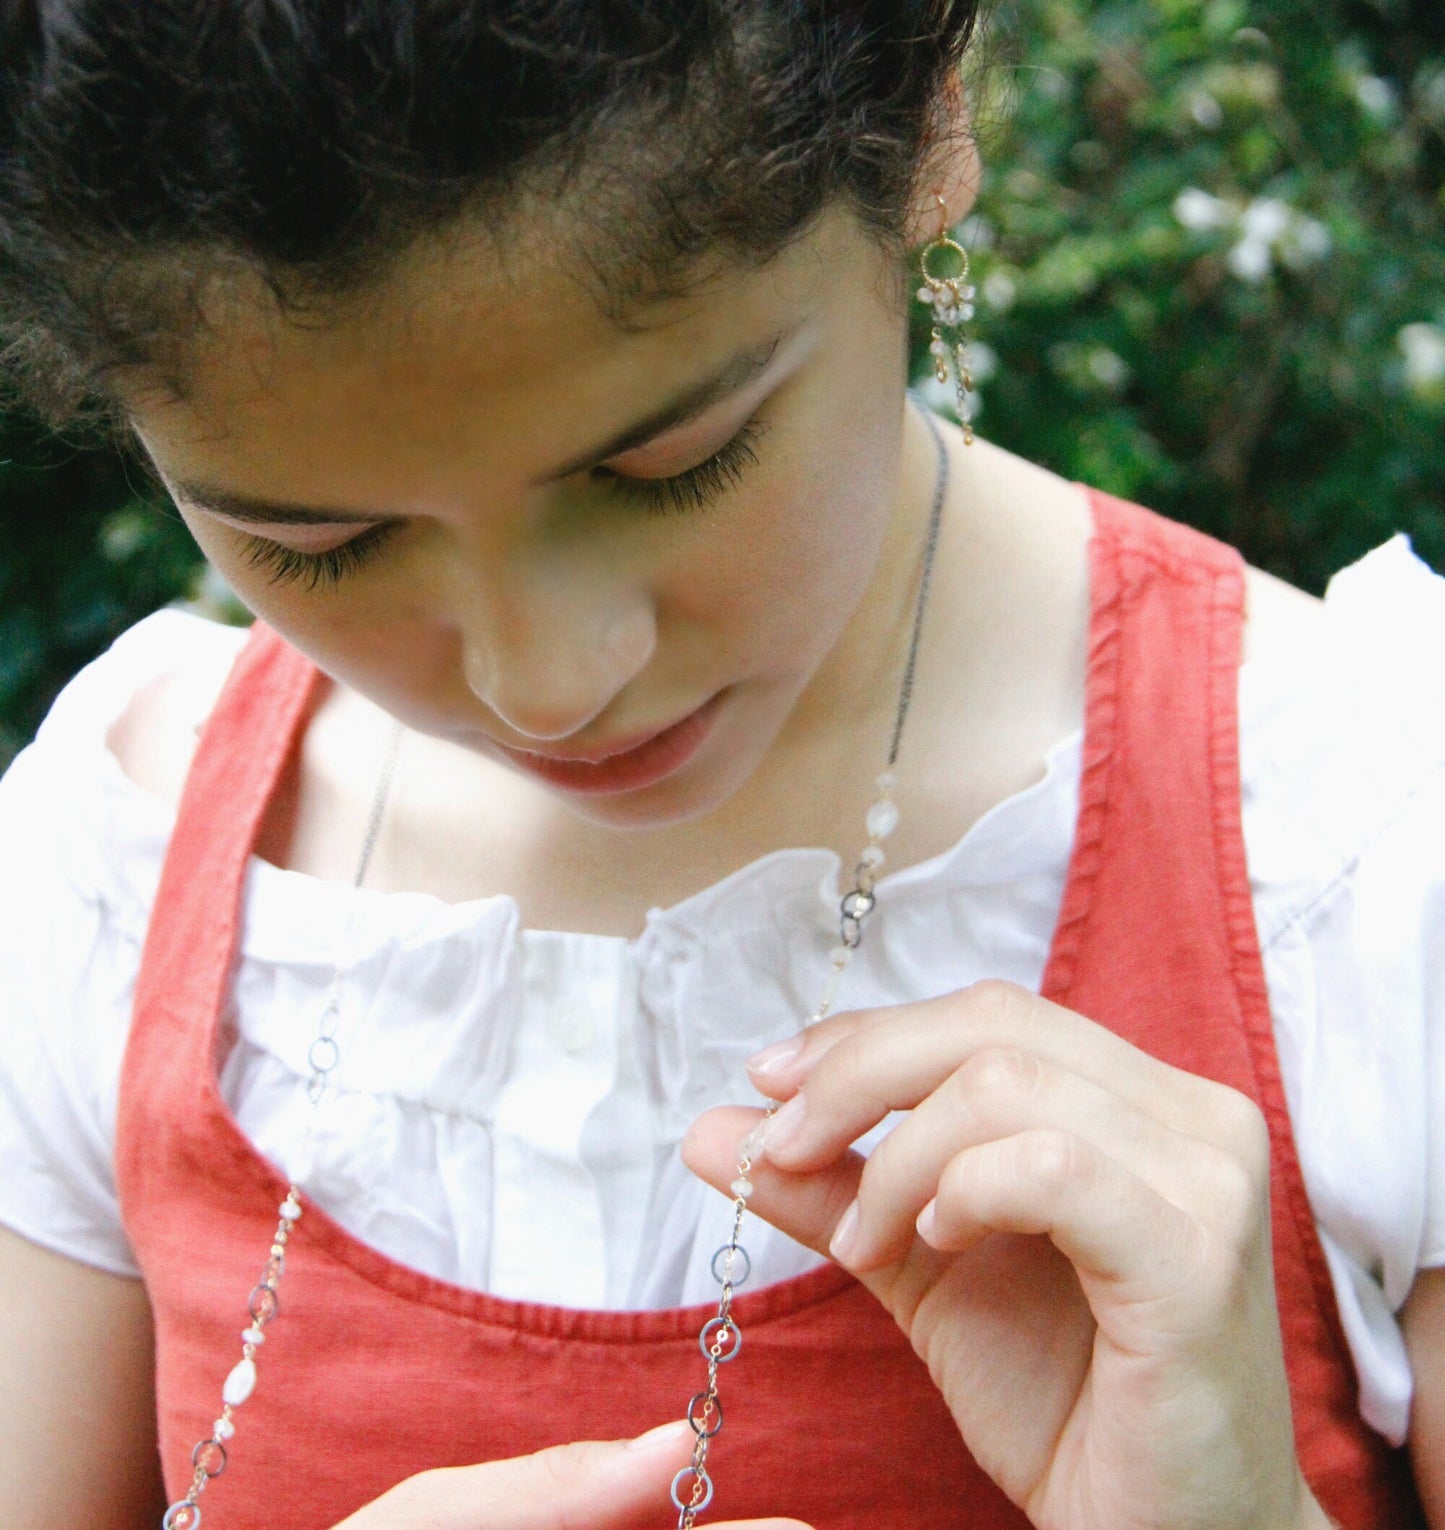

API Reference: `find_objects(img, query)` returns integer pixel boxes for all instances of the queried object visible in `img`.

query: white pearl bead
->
[866,799,900,840]
[222,1357,257,1407]
[279,1196,301,1223]
[242,1326,266,1346]
[213,1417,235,1441]
[916,285,933,304]
[860,845,886,869]
[730,1176,753,1199]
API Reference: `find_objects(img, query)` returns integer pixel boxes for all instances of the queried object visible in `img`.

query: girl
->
[0,4,1439,1528]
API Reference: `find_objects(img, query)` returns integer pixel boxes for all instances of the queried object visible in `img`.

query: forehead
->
[130,208,871,499]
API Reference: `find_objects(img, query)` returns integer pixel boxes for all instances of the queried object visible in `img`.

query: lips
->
[494,695,722,795]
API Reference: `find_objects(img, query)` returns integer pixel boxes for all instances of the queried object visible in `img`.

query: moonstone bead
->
[860,845,886,869]
[279,1196,301,1223]
[213,1417,235,1441]
[866,798,900,840]
[730,1177,754,1199]
[222,1357,257,1407]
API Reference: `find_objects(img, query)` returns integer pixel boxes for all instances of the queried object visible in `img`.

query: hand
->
[684,981,1333,1530]
[331,1420,812,1529]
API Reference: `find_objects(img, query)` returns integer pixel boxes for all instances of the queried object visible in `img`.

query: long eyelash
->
[604,419,767,515]
[241,522,396,590]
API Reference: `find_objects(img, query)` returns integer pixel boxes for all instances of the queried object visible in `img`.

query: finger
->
[751,981,1235,1172]
[683,1105,864,1265]
[336,1420,815,1530]
[840,1045,1208,1271]
[917,1128,1212,1305]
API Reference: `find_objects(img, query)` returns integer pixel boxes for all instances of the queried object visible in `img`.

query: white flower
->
[1189,91,1223,130]
[1278,216,1331,271]
[1087,347,1130,391]
[1240,197,1291,244]
[969,342,999,385]
[982,271,1016,312]
[1227,237,1273,283]
[1399,323,1445,392]
[1173,187,1230,231]
[1355,75,1397,119]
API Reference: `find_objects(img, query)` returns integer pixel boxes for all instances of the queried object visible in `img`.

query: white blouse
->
[0,539,1441,1449]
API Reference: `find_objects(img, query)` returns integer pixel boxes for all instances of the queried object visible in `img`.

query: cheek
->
[672,434,894,668]
[190,531,466,721]
[749,405,898,595]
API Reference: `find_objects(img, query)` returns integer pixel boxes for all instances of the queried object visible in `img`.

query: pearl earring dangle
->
[916,194,978,445]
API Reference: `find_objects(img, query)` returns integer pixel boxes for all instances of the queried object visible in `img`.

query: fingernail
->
[916,1199,937,1242]
[761,1093,805,1157]
[829,1200,861,1265]
[746,1037,803,1076]
[626,1420,690,1453]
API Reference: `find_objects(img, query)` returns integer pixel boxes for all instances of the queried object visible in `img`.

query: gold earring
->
[916,194,978,445]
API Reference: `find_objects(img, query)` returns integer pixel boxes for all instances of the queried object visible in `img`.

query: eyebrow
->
[540,332,784,480]
[170,331,788,529]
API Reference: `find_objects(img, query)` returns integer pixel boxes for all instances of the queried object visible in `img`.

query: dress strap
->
[117,623,321,1175]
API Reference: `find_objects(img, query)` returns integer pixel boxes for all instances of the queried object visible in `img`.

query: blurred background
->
[2,0,1442,768]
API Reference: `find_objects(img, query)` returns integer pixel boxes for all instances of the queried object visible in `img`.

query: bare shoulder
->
[104,619,245,810]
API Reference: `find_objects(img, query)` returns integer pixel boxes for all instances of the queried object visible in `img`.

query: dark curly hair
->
[0,1,978,427]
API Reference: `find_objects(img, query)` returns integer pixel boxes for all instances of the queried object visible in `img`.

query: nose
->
[460,581,658,743]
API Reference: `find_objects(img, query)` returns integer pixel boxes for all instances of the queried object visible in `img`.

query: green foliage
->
[921,0,1445,588]
[0,0,1441,763]
[0,420,202,766]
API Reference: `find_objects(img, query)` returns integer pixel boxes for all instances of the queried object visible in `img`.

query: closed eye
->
[238,520,398,590]
[595,418,766,515]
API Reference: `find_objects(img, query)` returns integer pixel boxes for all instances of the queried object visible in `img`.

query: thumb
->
[336,1419,812,1530]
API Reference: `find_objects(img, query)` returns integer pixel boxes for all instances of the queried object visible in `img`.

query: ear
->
[904,77,982,245]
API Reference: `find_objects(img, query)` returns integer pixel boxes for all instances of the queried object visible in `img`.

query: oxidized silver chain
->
[163,722,405,1530]
[672,408,949,1527]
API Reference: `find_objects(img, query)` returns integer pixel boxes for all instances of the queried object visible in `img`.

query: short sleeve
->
[0,610,247,1275]
[1242,537,1445,1443]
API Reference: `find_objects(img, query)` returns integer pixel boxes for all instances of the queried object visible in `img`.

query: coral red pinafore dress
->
[116,496,1423,1527]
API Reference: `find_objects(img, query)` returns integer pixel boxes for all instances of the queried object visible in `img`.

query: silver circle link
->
[191,1438,228,1478]
[709,1243,751,1287]
[247,1283,280,1323]
[307,1035,341,1075]
[670,1466,715,1514]
[686,1391,724,1438]
[698,1316,741,1363]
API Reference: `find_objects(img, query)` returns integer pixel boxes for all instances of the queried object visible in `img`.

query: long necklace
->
[162,406,950,1530]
